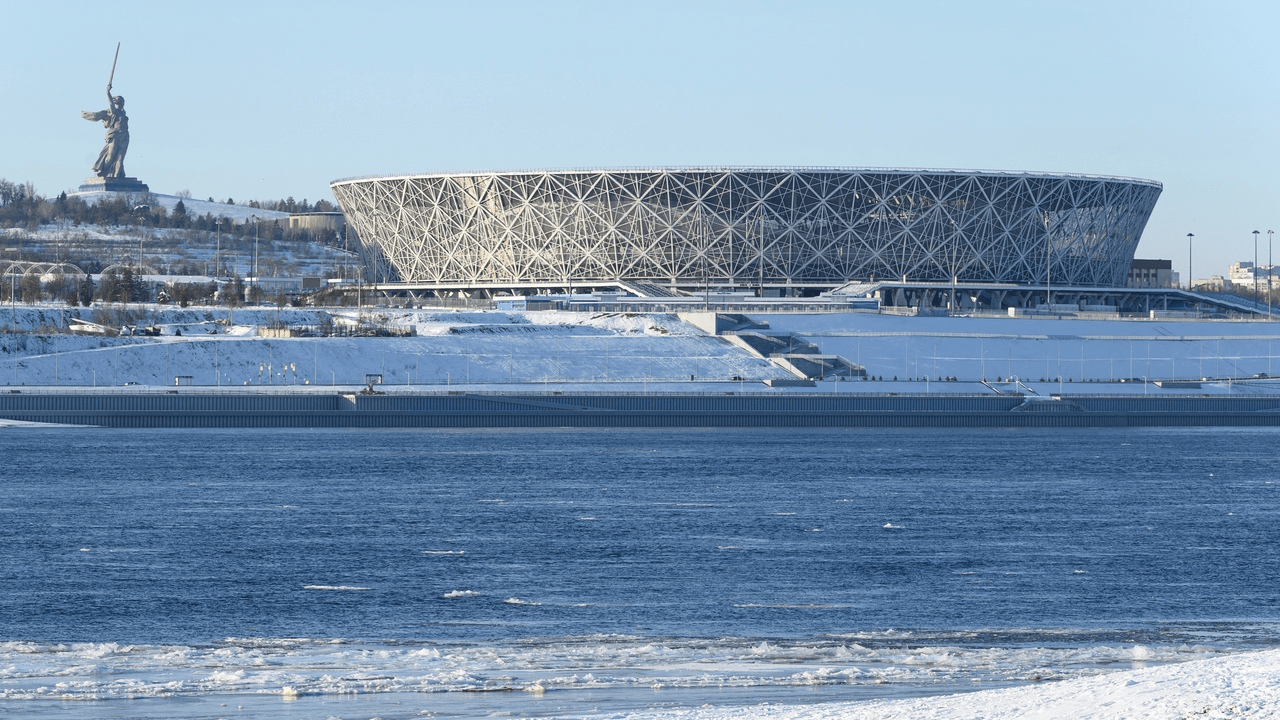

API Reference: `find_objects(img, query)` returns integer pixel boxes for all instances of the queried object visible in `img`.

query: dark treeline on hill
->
[0,179,337,237]
[244,197,336,214]
[11,266,281,309]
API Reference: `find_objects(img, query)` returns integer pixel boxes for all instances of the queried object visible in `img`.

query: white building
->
[1227,261,1280,291]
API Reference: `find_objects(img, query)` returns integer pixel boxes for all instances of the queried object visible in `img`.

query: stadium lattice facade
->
[330,168,1162,294]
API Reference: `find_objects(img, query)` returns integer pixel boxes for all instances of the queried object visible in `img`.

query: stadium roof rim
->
[330,166,1163,189]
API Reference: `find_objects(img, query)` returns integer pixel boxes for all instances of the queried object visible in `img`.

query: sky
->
[3,0,1277,278]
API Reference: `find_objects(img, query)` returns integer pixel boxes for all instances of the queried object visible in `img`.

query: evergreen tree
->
[118,267,136,303]
[225,273,245,307]
[77,274,95,307]
[19,274,42,303]
[96,268,118,303]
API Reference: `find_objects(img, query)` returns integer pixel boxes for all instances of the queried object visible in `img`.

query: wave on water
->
[883,523,903,529]
[0,632,1254,702]
[504,598,542,606]
[303,585,371,591]
[732,599,849,604]
[421,550,465,555]
[442,589,480,599]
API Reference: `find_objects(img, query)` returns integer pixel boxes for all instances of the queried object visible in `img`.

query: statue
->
[78,44,148,193]
[82,89,129,178]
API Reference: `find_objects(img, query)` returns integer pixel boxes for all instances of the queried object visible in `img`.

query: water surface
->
[1,427,1278,717]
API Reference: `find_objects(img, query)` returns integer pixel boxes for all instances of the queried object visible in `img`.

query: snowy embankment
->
[611,648,1280,720]
[763,312,1280,383]
[5,303,1280,390]
[0,305,790,387]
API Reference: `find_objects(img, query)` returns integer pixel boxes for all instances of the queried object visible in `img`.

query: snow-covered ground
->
[66,190,290,222]
[608,648,1280,720]
[3,304,1280,391]
[0,305,790,387]
[764,312,1280,383]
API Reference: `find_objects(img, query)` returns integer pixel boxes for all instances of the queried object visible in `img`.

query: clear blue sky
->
[4,0,1276,278]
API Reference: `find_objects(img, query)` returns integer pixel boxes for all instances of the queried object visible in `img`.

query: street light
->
[1186,233,1194,291]
[133,204,151,275]
[251,215,259,303]
[1044,212,1052,308]
[1269,229,1274,319]
[214,219,222,279]
[1254,230,1261,313]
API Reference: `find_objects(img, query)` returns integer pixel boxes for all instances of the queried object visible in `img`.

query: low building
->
[1127,259,1179,288]
[244,276,324,296]
[287,212,345,236]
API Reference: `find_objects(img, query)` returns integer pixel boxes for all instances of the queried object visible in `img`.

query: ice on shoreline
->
[610,648,1280,719]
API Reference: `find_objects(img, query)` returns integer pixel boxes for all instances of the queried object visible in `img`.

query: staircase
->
[619,281,684,298]
[726,330,866,381]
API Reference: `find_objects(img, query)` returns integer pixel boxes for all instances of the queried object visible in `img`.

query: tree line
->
[8,269,262,309]
[0,178,338,236]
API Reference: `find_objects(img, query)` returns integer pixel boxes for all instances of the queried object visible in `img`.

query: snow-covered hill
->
[68,190,290,222]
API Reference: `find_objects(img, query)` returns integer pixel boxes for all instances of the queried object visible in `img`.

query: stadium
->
[331,167,1166,307]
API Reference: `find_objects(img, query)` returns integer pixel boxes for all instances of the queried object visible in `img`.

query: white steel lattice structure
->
[330,168,1162,291]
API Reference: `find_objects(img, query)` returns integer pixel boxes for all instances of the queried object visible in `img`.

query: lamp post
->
[1269,229,1274,319]
[1044,212,1052,308]
[133,205,151,306]
[214,219,222,279]
[133,204,150,275]
[1187,233,1194,291]
[1254,230,1261,313]
[251,215,259,303]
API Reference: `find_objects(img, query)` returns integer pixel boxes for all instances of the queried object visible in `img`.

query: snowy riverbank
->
[3,303,1280,391]
[610,648,1280,719]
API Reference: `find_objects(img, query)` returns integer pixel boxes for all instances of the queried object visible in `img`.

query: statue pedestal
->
[79,176,150,193]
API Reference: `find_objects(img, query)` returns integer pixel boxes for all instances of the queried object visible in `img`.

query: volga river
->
[1,426,1278,719]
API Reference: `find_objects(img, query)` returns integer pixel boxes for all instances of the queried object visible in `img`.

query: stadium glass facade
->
[330,168,1162,292]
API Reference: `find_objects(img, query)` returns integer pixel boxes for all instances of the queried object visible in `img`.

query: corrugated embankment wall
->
[2,392,1280,428]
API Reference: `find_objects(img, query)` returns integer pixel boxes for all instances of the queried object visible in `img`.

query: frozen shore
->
[610,648,1280,720]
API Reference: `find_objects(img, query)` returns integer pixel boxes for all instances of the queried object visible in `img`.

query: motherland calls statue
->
[82,87,130,178]
[79,44,148,193]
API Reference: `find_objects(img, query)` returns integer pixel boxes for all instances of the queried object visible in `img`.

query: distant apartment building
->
[1127,259,1179,288]
[1227,261,1279,290]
